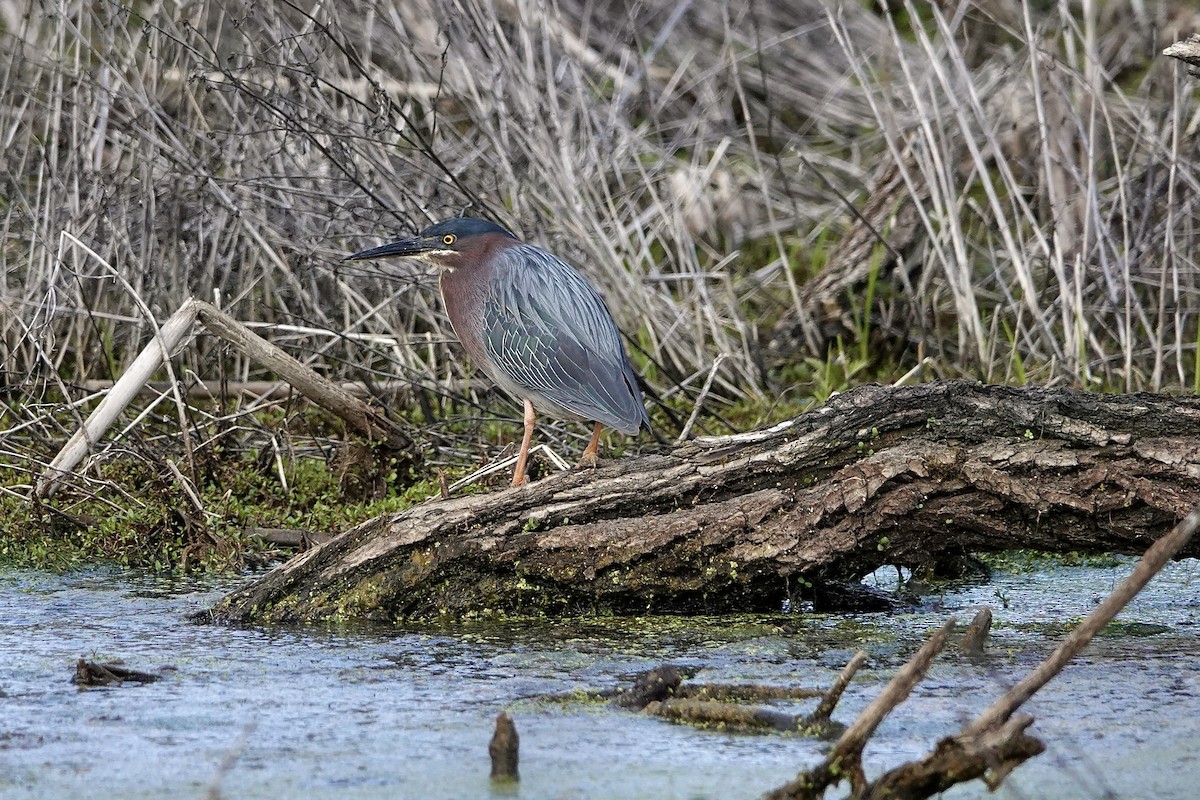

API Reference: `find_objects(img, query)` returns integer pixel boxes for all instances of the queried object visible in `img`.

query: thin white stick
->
[165,458,208,517]
[35,299,200,498]
[675,353,728,444]
[893,357,934,387]
[446,444,571,494]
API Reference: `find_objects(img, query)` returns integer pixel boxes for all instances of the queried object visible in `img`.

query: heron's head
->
[345,218,518,271]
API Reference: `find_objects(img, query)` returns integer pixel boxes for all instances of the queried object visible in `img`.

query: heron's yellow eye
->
[442,234,456,246]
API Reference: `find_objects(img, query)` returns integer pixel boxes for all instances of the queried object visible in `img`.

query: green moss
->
[979,550,1124,573]
[334,576,390,619]
[0,449,438,573]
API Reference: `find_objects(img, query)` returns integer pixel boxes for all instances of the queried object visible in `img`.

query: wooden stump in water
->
[488,712,519,782]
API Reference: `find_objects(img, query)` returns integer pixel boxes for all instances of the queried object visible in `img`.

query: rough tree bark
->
[205,381,1200,624]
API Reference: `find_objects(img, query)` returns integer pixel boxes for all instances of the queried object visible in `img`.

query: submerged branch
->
[762,503,1200,799]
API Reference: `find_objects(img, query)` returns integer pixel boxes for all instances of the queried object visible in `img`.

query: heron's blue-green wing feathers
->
[481,245,649,434]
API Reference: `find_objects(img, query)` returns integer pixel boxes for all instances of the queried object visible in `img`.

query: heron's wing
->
[480,244,649,434]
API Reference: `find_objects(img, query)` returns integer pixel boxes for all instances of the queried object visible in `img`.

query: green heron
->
[346,218,650,486]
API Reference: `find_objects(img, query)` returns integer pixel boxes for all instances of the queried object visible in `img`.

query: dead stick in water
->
[660,652,867,736]
[489,712,519,782]
[675,684,823,702]
[863,509,1200,799]
[74,658,161,686]
[966,508,1200,736]
[833,622,954,796]
[650,698,835,735]
[811,650,867,723]
[959,608,993,656]
[763,620,956,800]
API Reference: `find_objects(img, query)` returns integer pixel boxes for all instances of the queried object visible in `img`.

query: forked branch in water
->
[762,507,1200,799]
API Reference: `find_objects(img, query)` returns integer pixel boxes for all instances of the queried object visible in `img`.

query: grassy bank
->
[1,0,1197,569]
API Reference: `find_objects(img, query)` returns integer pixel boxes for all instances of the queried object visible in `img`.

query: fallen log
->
[202,381,1200,624]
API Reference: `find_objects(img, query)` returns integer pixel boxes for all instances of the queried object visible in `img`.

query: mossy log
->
[205,381,1200,624]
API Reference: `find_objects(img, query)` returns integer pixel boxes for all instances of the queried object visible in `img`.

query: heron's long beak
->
[344,237,429,261]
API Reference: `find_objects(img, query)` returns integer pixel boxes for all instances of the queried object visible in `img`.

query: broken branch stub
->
[1164,34,1200,77]
[488,712,519,782]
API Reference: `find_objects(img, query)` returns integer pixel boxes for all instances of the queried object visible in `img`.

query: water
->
[1,560,1198,799]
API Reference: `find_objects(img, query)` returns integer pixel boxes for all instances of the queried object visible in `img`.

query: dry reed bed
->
[1,0,1198,482]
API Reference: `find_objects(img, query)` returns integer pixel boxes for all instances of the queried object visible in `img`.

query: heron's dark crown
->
[344,216,519,264]
[420,218,518,243]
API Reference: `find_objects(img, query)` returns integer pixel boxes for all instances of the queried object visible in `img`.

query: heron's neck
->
[439,269,488,362]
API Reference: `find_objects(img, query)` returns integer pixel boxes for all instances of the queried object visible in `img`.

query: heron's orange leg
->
[580,422,603,468]
[511,399,536,486]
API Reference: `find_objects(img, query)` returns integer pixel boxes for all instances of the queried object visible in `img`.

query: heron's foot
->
[510,470,530,487]
[578,450,600,469]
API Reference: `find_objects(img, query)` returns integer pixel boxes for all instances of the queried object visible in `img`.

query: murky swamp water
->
[2,559,1198,799]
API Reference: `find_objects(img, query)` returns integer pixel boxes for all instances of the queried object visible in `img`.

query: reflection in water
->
[1,560,1198,799]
